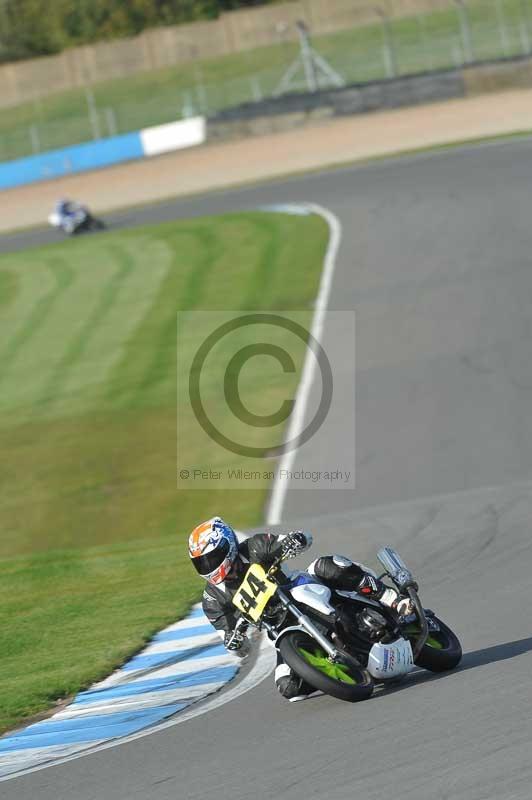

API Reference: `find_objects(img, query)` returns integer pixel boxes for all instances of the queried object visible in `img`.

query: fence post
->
[104,107,118,137]
[495,0,511,56]
[451,37,463,67]
[194,64,208,114]
[520,0,531,53]
[417,14,433,71]
[453,0,474,63]
[377,8,398,78]
[84,87,101,139]
[250,76,263,102]
[29,124,41,154]
[181,91,195,118]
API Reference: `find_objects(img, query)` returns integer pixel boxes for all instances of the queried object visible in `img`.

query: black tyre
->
[278,631,374,702]
[414,618,462,672]
[88,216,105,231]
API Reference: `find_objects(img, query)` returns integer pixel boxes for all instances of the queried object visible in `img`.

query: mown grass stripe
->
[56,239,171,415]
[0,269,18,310]
[136,225,217,404]
[103,226,215,409]
[37,242,135,411]
[0,258,74,384]
[242,216,281,309]
[0,249,110,418]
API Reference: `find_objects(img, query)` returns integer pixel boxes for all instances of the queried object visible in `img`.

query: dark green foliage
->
[0,0,272,63]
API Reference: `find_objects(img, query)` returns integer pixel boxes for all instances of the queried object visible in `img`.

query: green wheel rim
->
[298,647,357,684]
[404,625,445,651]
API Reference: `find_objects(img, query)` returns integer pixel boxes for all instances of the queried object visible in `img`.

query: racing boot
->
[275,661,322,703]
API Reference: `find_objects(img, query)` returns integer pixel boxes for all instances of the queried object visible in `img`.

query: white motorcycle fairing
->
[367,637,414,680]
[289,577,335,616]
[48,208,87,234]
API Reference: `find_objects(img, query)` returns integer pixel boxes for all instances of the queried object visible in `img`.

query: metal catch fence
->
[1,0,531,163]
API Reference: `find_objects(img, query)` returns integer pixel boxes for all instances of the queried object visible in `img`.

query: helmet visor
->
[193,538,231,576]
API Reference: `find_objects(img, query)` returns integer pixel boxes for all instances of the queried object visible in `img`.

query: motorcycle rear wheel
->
[278,631,374,702]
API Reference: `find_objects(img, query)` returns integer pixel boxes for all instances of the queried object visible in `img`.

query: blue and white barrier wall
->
[0,116,206,191]
[139,117,206,157]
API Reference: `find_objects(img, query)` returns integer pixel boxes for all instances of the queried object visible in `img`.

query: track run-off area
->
[4,136,532,799]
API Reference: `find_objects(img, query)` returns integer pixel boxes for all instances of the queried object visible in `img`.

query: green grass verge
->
[2,0,531,161]
[0,210,328,734]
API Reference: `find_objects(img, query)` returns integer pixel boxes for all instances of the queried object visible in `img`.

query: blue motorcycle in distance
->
[48,199,106,236]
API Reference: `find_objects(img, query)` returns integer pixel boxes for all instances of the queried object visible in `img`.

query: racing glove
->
[395,597,415,617]
[358,575,415,616]
[281,531,311,560]
[357,574,397,606]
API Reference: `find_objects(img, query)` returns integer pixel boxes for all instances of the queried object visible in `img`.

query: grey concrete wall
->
[206,56,532,143]
[207,69,466,141]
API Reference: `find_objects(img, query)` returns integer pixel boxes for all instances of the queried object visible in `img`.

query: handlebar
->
[266,553,285,578]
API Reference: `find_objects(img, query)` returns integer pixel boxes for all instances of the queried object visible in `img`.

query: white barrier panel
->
[140,117,206,157]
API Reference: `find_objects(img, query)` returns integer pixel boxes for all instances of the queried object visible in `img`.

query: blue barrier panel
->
[0,132,144,191]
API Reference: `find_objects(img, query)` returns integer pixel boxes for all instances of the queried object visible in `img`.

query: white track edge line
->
[266,202,342,526]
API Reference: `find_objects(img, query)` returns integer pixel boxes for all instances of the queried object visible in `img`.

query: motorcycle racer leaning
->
[189,517,412,702]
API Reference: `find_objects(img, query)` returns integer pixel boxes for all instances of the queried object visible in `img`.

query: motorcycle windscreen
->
[367,638,414,680]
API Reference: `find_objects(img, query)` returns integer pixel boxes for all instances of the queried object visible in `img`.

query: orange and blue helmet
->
[188,517,238,584]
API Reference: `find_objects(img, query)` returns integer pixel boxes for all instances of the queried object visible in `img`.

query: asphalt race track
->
[4,138,532,799]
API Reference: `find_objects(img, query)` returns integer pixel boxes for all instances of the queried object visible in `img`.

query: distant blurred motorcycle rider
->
[188,517,409,702]
[54,198,81,233]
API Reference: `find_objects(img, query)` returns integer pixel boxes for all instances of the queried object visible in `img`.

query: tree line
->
[0,0,272,63]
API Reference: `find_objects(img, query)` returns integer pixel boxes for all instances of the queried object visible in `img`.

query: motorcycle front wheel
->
[278,631,374,702]
[413,618,462,672]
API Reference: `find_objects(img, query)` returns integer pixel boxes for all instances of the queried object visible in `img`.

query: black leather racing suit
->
[201,533,377,701]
